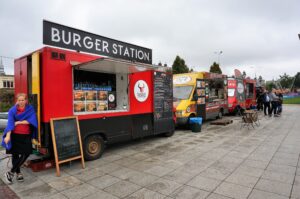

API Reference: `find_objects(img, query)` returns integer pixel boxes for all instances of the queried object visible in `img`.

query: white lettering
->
[73,33,82,47]
[138,50,144,60]
[102,41,109,53]
[112,43,118,54]
[95,39,102,51]
[51,28,60,42]
[83,36,93,49]
[62,30,71,44]
[143,52,150,61]
[123,47,130,57]
[130,48,135,58]
[118,45,123,55]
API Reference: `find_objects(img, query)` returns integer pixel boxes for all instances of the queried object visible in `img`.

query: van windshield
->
[173,86,193,100]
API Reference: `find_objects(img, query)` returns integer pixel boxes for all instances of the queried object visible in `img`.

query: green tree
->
[279,73,293,89]
[293,72,300,89]
[209,62,222,74]
[0,88,14,112]
[266,81,276,91]
[172,55,189,74]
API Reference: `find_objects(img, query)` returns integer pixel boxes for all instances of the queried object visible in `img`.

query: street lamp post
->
[214,51,223,65]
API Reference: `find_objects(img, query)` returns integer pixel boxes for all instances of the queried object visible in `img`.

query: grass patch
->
[283,96,300,104]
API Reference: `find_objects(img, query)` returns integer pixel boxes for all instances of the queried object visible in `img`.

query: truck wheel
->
[164,130,175,137]
[217,110,223,119]
[84,135,105,161]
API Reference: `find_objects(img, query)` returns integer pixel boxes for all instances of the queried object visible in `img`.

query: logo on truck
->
[173,76,192,84]
[134,80,149,102]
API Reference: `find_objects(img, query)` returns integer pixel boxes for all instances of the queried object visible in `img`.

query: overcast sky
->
[0,0,299,80]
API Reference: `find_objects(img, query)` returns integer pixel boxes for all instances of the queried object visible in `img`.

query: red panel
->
[129,71,153,114]
[40,47,154,122]
[41,47,99,122]
[14,58,28,97]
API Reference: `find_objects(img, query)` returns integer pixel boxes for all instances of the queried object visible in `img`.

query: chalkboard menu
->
[153,71,173,121]
[50,116,85,176]
[196,79,207,120]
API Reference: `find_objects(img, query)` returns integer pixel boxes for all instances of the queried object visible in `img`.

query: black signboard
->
[153,71,174,134]
[50,116,85,176]
[43,20,152,64]
[196,79,206,120]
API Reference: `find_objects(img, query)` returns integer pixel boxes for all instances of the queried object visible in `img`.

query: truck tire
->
[84,135,105,161]
[163,130,175,137]
[217,110,223,119]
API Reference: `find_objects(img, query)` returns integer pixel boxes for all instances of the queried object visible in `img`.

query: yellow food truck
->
[173,72,228,126]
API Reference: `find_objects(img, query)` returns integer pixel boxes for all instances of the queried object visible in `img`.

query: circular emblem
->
[173,76,192,84]
[134,80,149,102]
[237,83,244,94]
[108,94,115,102]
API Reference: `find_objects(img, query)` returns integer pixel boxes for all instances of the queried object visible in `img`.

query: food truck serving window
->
[72,59,137,114]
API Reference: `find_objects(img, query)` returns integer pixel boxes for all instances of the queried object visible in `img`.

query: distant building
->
[0,58,14,89]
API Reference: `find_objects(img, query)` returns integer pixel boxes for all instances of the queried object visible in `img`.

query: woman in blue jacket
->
[2,93,37,184]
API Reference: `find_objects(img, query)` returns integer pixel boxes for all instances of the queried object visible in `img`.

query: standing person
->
[277,91,283,115]
[262,89,271,116]
[270,89,279,117]
[1,93,38,184]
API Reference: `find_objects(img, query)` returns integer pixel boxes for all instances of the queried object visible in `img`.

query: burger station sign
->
[43,20,152,64]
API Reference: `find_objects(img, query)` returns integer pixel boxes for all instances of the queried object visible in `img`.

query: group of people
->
[257,88,283,117]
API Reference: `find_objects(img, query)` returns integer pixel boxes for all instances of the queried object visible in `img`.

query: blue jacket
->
[1,104,38,150]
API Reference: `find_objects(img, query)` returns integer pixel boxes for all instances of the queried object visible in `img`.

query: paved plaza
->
[0,105,300,199]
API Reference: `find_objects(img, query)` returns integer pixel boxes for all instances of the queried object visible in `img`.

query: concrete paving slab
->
[104,180,141,198]
[206,193,232,199]
[169,185,210,199]
[87,174,121,189]
[60,183,98,199]
[72,167,105,182]
[162,168,196,184]
[84,190,119,199]
[187,175,221,192]
[254,178,292,197]
[234,165,264,178]
[261,170,295,184]
[199,167,232,181]
[225,172,259,188]
[48,176,82,191]
[291,185,300,199]
[266,164,297,175]
[146,178,182,195]
[16,183,57,199]
[214,181,252,199]
[125,188,165,199]
[248,189,289,199]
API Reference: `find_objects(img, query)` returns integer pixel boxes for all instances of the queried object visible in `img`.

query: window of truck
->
[207,79,225,102]
[228,88,235,97]
[73,69,129,114]
[246,83,254,99]
[173,86,193,100]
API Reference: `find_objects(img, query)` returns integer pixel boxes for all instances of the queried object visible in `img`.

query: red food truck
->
[227,77,246,114]
[227,70,257,114]
[14,21,174,160]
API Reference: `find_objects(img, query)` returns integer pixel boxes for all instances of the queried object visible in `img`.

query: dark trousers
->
[271,101,278,115]
[11,154,30,174]
[263,102,270,115]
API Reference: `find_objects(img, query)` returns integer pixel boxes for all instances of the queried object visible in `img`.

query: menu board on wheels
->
[153,71,173,134]
[196,79,207,120]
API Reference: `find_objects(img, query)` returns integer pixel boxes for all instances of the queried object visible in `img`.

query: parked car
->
[0,112,8,131]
